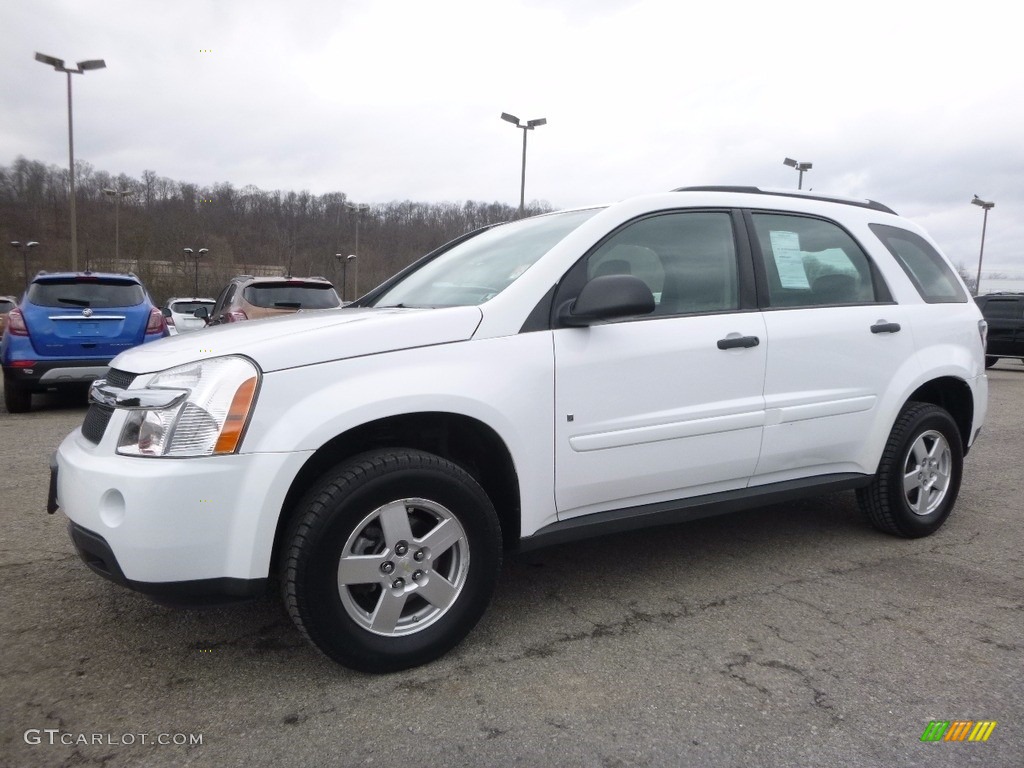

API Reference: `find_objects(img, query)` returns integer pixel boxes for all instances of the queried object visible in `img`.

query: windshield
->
[372,208,599,308]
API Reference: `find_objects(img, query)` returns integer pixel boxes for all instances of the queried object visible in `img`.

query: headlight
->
[116,356,260,457]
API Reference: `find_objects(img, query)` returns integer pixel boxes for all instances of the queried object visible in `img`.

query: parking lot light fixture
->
[335,253,356,302]
[502,112,547,215]
[972,195,995,296]
[182,247,208,296]
[9,240,40,290]
[35,52,107,272]
[344,203,370,299]
[102,187,132,261]
[783,157,813,189]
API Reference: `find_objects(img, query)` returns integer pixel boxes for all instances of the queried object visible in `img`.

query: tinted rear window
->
[27,279,146,308]
[870,224,967,303]
[170,300,215,314]
[979,298,1023,319]
[242,283,341,309]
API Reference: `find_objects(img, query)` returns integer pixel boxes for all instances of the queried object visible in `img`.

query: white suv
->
[52,187,988,672]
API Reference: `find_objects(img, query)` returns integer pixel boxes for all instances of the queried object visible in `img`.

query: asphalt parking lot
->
[2,366,1022,768]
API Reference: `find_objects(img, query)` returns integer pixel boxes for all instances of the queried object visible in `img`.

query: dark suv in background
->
[975,293,1024,368]
[1,271,168,412]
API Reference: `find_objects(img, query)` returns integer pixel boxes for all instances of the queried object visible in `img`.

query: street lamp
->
[972,195,995,296]
[103,187,131,261]
[9,241,40,290]
[783,157,813,190]
[344,202,369,299]
[35,52,107,272]
[501,112,547,215]
[335,253,357,303]
[182,247,209,296]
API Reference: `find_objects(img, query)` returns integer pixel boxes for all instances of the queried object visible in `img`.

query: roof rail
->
[673,186,897,215]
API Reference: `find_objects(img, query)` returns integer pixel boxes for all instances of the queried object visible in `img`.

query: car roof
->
[672,185,897,214]
[31,270,143,283]
[233,275,334,285]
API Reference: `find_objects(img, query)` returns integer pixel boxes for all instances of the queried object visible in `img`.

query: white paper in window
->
[769,231,810,289]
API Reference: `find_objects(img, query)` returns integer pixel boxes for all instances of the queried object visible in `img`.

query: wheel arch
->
[271,412,521,572]
[905,376,974,453]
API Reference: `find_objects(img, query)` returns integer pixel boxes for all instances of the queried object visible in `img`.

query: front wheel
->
[282,449,502,672]
[857,402,964,538]
[985,356,997,369]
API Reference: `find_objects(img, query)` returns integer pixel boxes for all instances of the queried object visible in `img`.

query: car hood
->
[110,306,484,375]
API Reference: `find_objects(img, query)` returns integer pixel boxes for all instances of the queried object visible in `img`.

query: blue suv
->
[1,271,168,413]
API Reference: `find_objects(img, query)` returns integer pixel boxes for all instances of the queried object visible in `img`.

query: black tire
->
[3,375,31,413]
[857,402,963,538]
[281,449,502,673]
[984,356,997,369]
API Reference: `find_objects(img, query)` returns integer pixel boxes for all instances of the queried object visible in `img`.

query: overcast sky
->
[3,0,1022,281]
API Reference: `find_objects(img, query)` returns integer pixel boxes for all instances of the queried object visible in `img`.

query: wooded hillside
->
[0,156,551,302]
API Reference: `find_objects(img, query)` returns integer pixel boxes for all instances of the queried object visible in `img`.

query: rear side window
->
[242,283,341,309]
[751,214,884,307]
[870,224,967,303]
[27,279,145,308]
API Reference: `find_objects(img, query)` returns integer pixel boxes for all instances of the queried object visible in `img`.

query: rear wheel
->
[3,375,31,413]
[857,402,963,538]
[281,449,502,672]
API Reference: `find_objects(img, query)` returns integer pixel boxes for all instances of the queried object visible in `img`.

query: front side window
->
[27,279,145,308]
[371,208,599,308]
[586,211,739,316]
[870,224,967,303]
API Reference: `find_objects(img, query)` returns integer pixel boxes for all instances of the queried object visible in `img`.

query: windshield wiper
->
[57,297,90,307]
[273,302,302,308]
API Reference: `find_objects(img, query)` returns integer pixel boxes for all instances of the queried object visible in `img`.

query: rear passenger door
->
[553,210,767,519]
[746,211,917,483]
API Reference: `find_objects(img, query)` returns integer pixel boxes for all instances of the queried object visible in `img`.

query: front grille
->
[105,368,137,389]
[81,404,114,444]
[81,369,137,444]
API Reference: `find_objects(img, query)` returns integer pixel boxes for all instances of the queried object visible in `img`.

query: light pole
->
[182,247,209,296]
[501,112,547,215]
[335,253,357,302]
[344,202,369,299]
[103,187,131,261]
[9,241,40,290]
[35,52,107,272]
[783,157,813,190]
[972,195,995,296]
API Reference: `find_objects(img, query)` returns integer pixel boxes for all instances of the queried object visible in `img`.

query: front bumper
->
[55,426,313,592]
[67,521,268,606]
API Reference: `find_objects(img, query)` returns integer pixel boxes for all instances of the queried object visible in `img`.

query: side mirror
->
[193,306,210,319]
[559,274,655,327]
[160,307,171,317]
